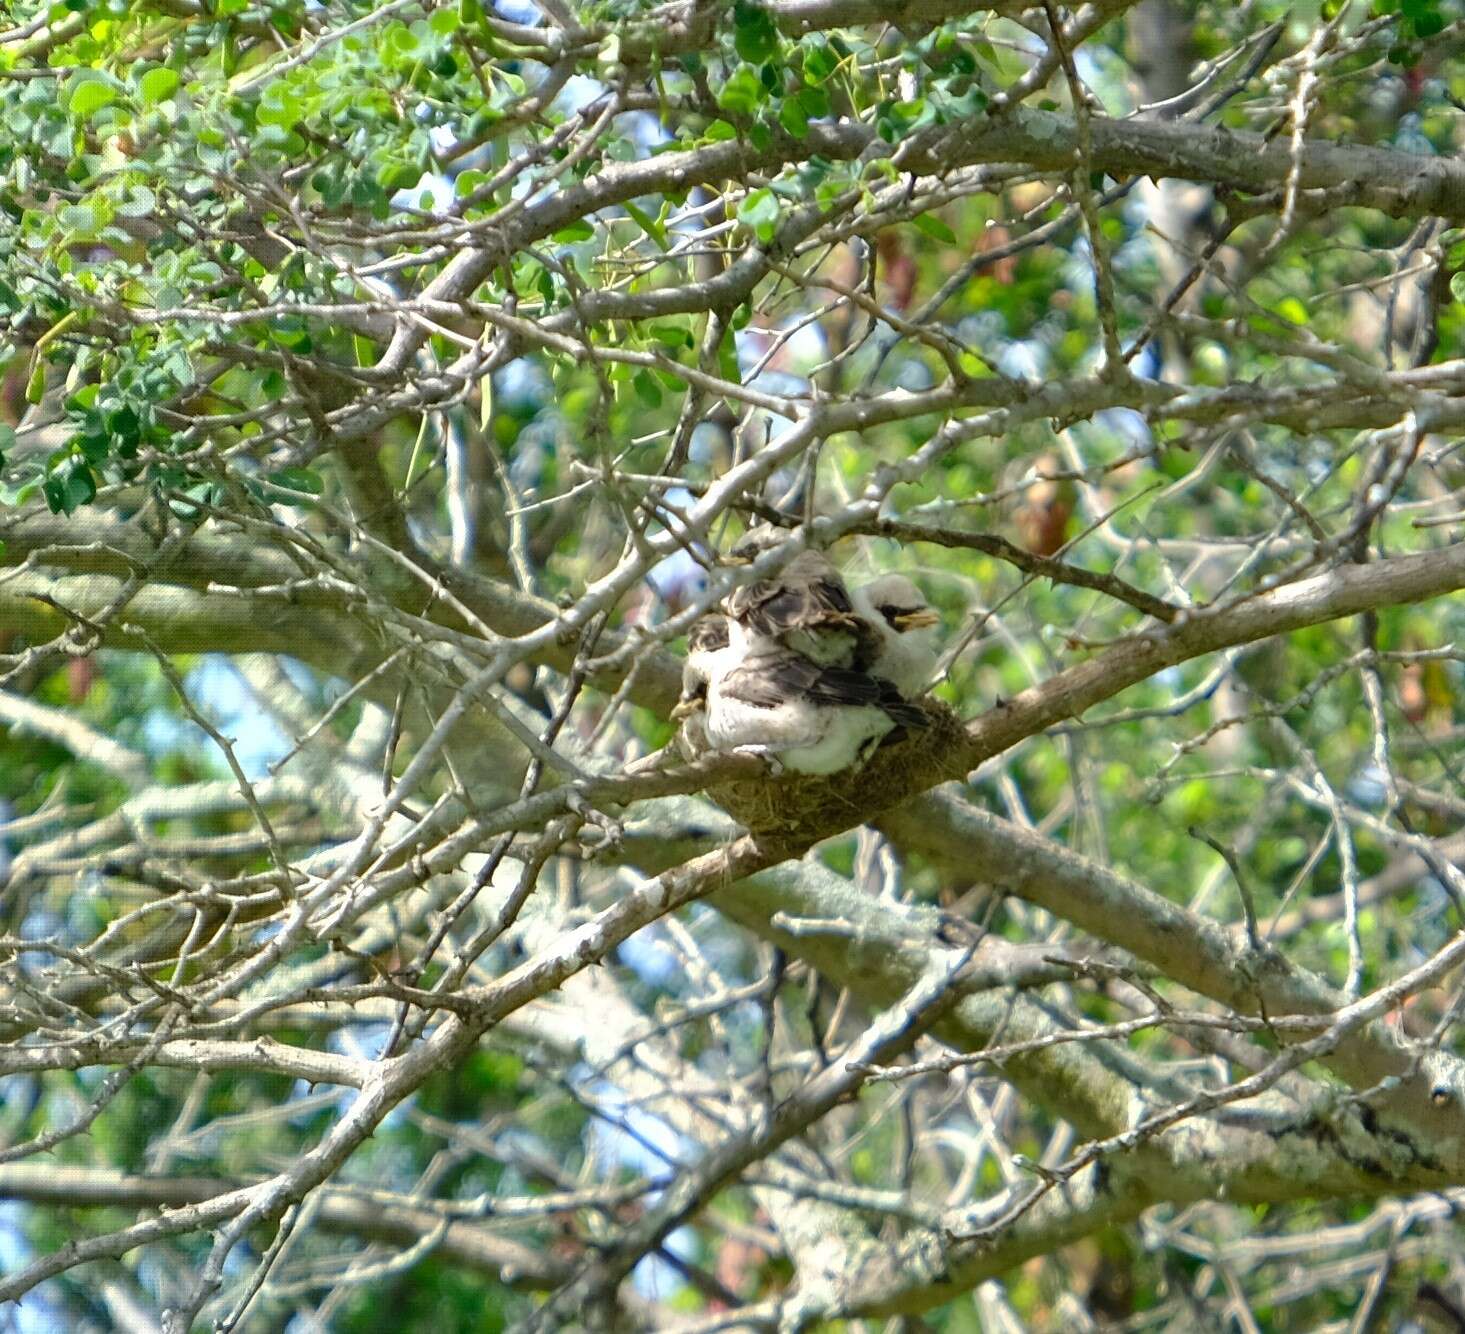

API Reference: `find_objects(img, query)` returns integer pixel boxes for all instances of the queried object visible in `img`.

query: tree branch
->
[0,1163,567,1292]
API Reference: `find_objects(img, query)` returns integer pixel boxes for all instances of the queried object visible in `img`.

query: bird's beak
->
[720,551,753,567]
[892,608,941,631]
[671,697,701,720]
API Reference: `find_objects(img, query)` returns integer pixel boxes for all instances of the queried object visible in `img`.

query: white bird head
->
[673,614,733,719]
[853,574,941,697]
[860,575,940,633]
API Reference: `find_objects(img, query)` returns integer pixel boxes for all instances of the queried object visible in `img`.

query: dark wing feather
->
[728,579,863,642]
[809,664,928,730]
[726,552,855,630]
[848,617,886,674]
[719,651,828,710]
[687,615,730,653]
[809,575,855,617]
[725,653,928,731]
[813,666,928,730]
[869,678,929,731]
[800,663,891,710]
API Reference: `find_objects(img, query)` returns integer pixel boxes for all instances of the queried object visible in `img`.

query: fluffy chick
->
[851,574,941,698]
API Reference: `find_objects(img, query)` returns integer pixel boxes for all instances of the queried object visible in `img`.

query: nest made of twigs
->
[700,697,966,840]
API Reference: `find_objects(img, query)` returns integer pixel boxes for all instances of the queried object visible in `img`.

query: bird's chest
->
[705,687,817,747]
[879,638,935,697]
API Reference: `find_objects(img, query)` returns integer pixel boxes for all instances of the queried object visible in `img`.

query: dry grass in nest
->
[703,698,967,840]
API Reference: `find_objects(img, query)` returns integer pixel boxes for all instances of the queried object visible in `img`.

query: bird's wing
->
[726,576,862,640]
[855,673,931,735]
[687,614,730,653]
[718,651,830,710]
[868,678,929,731]
[723,654,927,731]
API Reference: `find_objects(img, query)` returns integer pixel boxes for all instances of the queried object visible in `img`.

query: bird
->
[698,614,928,775]
[721,526,879,671]
[671,614,735,760]
[851,574,941,699]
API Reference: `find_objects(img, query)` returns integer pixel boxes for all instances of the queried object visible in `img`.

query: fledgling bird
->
[722,527,879,671]
[700,616,927,775]
[852,574,941,699]
[672,614,734,760]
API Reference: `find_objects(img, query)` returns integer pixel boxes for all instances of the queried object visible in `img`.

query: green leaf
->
[650,323,693,350]
[269,321,313,353]
[778,96,808,138]
[733,0,779,63]
[67,77,116,122]
[43,461,96,515]
[138,67,180,105]
[76,431,110,464]
[623,199,668,251]
[266,467,325,500]
[122,185,156,218]
[802,35,837,84]
[106,404,141,443]
[376,161,420,192]
[720,332,744,386]
[717,64,764,117]
[797,85,830,118]
[59,200,109,238]
[633,370,662,408]
[455,169,489,198]
[1451,272,1465,305]
[1274,297,1309,326]
[913,213,956,244]
[553,220,595,243]
[737,187,781,244]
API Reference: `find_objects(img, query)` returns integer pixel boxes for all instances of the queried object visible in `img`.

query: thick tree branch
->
[881,793,1465,1151]
[377,105,1465,373]
[852,517,1182,622]
[955,542,1465,774]
[0,510,685,712]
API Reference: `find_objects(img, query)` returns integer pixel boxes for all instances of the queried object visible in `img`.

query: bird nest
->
[703,698,967,840]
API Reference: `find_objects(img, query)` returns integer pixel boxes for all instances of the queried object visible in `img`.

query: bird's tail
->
[874,679,929,732]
